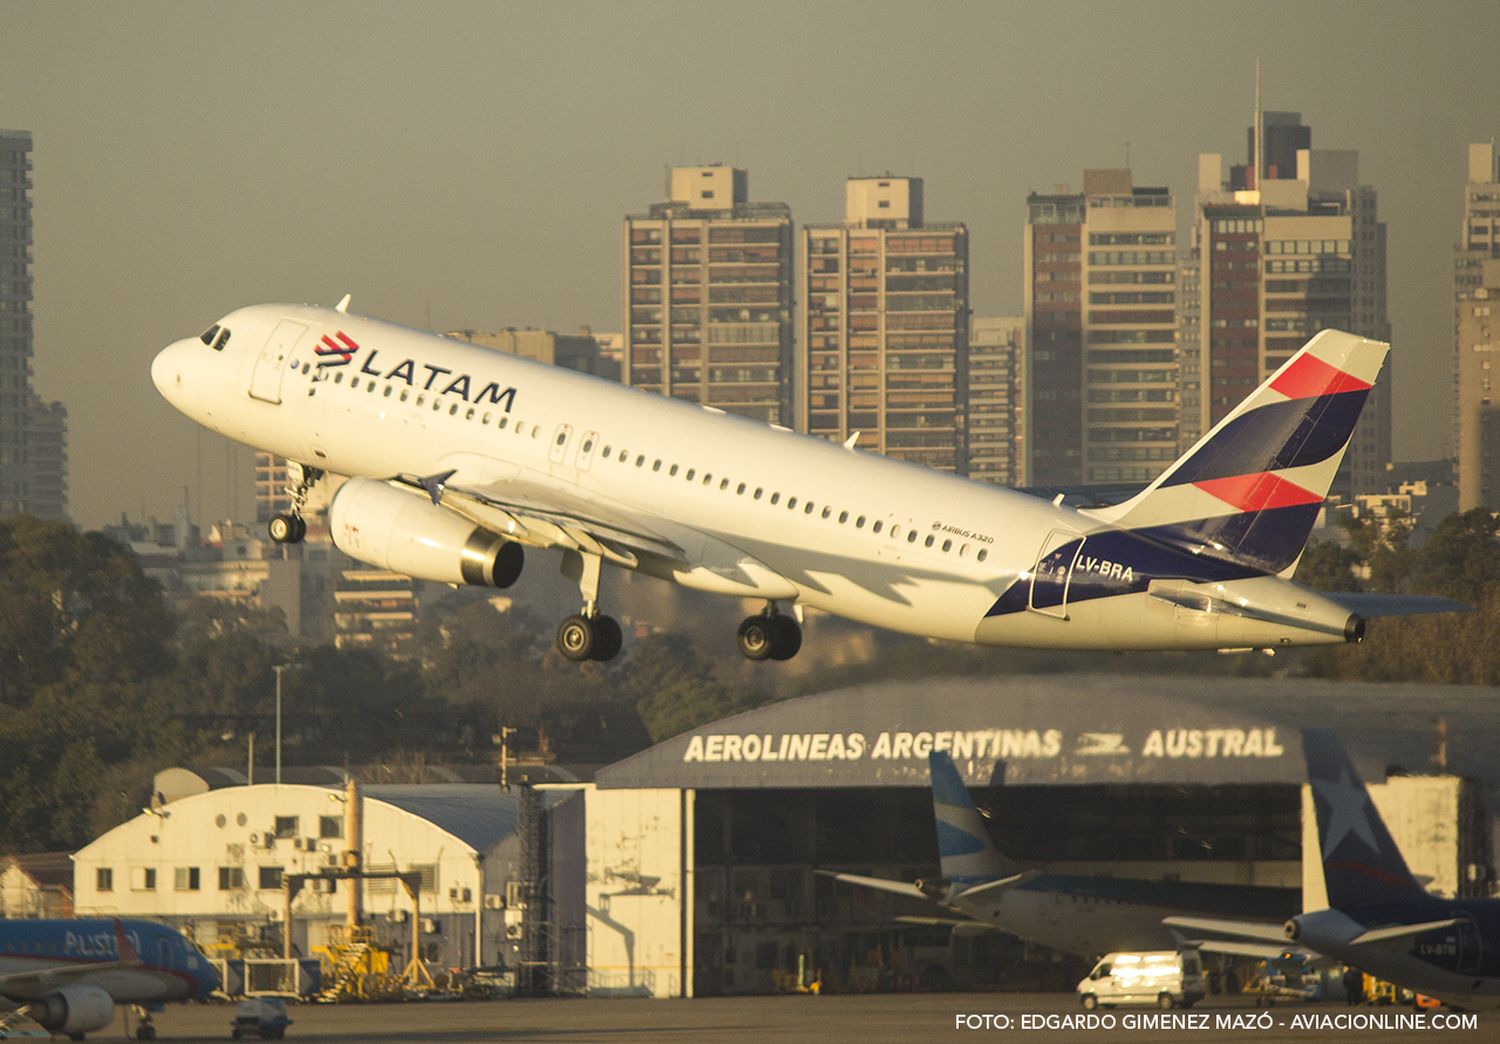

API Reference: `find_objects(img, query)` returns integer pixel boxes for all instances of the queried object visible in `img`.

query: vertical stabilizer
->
[929,751,1018,884]
[1302,730,1425,909]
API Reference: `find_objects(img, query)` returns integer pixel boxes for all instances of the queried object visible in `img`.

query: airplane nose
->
[151,342,182,397]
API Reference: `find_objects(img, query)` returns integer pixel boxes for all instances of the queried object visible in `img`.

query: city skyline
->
[2,1,1496,525]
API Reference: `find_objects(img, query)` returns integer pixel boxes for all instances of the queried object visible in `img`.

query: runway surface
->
[93,992,1489,1043]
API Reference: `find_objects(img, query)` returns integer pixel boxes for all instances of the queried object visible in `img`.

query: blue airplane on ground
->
[820,751,1298,957]
[1167,730,1500,1009]
[0,917,217,1040]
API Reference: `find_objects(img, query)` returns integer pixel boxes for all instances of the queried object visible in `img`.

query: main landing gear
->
[737,604,802,661]
[556,550,622,662]
[268,461,324,545]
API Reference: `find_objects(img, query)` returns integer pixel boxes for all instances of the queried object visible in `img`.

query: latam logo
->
[315,330,360,366]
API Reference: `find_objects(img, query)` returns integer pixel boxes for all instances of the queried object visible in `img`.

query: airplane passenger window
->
[557,432,567,446]
[449,404,459,415]
[873,520,883,533]
[942,539,952,552]
[384,386,393,397]
[770,493,780,505]
[334,372,344,383]
[959,544,969,557]
[908,531,917,543]
[822,507,831,519]
[601,444,611,456]
[754,488,763,500]
[736,482,745,494]
[669,464,679,476]
[685,468,694,480]
[400,390,409,401]
[484,412,492,423]
[924,535,935,547]
[583,439,594,453]
[856,516,865,528]
[467,408,476,420]
[434,401,443,411]
[302,364,310,374]
[351,377,360,389]
[416,394,425,405]
[533,428,540,438]
[805,503,814,514]
[367,382,375,393]
[786,497,796,509]
[637,455,645,466]
[704,473,713,485]
[978,549,988,562]
[653,460,662,472]
[497,416,506,428]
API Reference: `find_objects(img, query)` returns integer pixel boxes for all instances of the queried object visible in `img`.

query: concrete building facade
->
[623,166,794,425]
[967,315,1025,486]
[0,129,67,521]
[1025,170,1177,486]
[1455,142,1500,511]
[800,177,970,473]
[1192,115,1391,500]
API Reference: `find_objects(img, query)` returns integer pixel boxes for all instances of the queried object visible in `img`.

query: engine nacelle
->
[28,984,115,1035]
[329,477,523,588]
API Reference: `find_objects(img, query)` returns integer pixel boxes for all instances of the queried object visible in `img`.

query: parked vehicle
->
[1078,951,1205,1010]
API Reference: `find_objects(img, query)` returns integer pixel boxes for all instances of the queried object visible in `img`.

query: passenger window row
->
[291,355,988,563]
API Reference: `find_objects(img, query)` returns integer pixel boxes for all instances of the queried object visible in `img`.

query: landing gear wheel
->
[557,614,596,661]
[1157,992,1175,1009]
[268,513,306,544]
[590,615,623,661]
[769,615,802,661]
[737,616,774,661]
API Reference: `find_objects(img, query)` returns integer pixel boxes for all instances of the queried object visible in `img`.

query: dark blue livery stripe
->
[1162,389,1368,487]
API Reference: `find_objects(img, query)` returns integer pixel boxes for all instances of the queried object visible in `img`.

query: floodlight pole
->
[273,664,287,784]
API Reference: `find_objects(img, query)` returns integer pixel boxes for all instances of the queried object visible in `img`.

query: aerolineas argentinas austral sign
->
[681,727,1288,764]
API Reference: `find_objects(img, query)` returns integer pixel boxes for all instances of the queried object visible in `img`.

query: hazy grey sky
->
[3,1,1496,527]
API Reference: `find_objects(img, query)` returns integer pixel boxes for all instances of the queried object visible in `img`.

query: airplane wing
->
[1191,939,1303,960]
[951,870,1040,903]
[1322,593,1470,618]
[0,961,123,997]
[1348,918,1462,947]
[1162,915,1290,943]
[401,472,685,569]
[893,915,997,933]
[814,869,928,901]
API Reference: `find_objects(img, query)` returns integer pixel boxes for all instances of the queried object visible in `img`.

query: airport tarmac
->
[102,992,1489,1043]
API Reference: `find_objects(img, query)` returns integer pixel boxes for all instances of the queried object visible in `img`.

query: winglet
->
[114,918,142,967]
[844,431,861,450]
[418,469,458,506]
[335,293,352,314]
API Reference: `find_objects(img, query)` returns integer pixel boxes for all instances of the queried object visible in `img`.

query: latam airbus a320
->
[151,299,1460,662]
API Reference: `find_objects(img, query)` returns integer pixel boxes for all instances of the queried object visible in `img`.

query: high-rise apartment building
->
[1025,169,1177,487]
[1191,114,1390,499]
[1455,142,1500,511]
[623,166,793,424]
[968,316,1025,486]
[0,130,68,521]
[799,177,970,473]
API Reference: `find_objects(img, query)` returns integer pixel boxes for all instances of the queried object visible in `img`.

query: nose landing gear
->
[738,605,801,661]
[267,461,324,545]
[556,550,623,662]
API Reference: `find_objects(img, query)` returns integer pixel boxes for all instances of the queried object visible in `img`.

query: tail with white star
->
[1303,729,1425,909]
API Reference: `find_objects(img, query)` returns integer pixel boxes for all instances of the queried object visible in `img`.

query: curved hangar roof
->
[595,673,1500,790]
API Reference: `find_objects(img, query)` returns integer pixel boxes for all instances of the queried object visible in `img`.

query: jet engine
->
[329,477,523,588]
[27,984,115,1035]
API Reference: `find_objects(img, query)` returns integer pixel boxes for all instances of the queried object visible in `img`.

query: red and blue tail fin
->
[1302,729,1425,909]
[1091,330,1387,577]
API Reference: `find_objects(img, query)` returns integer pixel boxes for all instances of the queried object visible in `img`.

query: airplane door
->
[575,430,599,472]
[548,423,573,467]
[249,320,309,404]
[1456,917,1481,975]
[1028,528,1085,620]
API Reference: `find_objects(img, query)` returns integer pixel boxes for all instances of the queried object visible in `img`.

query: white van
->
[1077,950,1205,1010]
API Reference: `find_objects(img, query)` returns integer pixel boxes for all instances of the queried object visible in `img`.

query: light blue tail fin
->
[930,751,1017,884]
[1302,729,1425,909]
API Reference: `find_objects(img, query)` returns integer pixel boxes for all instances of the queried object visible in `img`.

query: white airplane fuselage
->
[152,304,1359,651]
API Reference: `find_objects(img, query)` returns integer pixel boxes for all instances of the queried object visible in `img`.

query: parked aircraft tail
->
[930,751,1018,885]
[1091,330,1387,578]
[1302,729,1426,909]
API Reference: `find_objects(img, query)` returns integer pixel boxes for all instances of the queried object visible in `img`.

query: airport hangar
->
[545,673,1500,998]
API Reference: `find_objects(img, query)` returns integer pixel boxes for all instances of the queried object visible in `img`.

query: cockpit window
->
[199,324,221,346]
[199,325,230,351]
[213,328,231,351]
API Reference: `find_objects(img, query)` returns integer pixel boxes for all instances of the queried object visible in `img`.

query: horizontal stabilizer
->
[1349,918,1461,947]
[1324,593,1470,618]
[1192,939,1305,960]
[952,870,1039,902]
[1162,915,1289,943]
[814,869,926,901]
